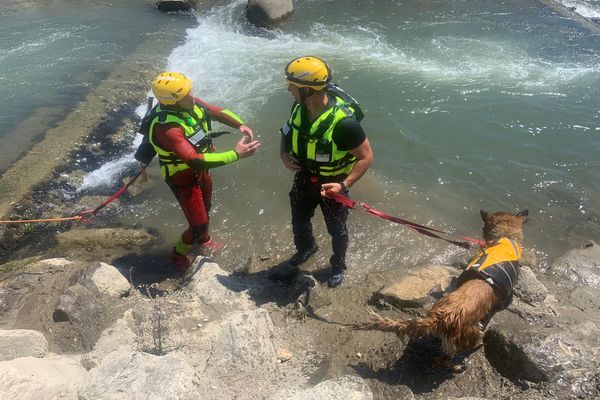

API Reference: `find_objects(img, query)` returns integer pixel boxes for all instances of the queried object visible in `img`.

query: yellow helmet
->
[152,72,192,105]
[285,56,331,90]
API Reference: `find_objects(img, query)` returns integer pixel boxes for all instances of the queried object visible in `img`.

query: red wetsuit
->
[153,97,243,246]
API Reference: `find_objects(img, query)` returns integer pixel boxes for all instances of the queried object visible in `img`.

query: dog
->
[355,209,528,372]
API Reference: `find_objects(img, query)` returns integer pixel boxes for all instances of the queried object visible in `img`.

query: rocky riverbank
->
[1,237,599,399]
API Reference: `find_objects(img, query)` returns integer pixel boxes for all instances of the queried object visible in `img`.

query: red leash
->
[325,190,485,249]
[77,168,145,222]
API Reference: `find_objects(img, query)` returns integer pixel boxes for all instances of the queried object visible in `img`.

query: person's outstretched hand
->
[239,124,254,142]
[234,137,260,159]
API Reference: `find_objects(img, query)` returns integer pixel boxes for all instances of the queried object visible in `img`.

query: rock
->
[0,354,87,400]
[247,0,293,27]
[513,266,547,305]
[156,0,195,13]
[0,329,49,361]
[372,264,457,308]
[291,272,332,311]
[80,351,201,400]
[205,309,278,376]
[507,298,557,326]
[56,227,156,250]
[186,259,256,310]
[568,286,600,312]
[268,375,373,400]
[79,261,130,298]
[276,348,293,362]
[54,284,102,324]
[87,315,136,366]
[552,240,600,288]
[484,321,600,397]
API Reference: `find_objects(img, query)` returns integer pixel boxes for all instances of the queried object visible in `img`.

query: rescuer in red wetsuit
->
[134,71,260,271]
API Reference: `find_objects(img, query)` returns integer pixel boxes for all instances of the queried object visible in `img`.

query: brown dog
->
[356,209,528,371]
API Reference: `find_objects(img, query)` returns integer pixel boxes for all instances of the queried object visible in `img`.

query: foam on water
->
[558,0,600,18]
[162,0,599,117]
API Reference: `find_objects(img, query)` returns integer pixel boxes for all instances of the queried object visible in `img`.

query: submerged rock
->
[56,227,156,250]
[156,0,195,13]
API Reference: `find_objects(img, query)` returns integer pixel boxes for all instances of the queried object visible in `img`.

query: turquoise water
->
[2,1,600,277]
[0,0,194,172]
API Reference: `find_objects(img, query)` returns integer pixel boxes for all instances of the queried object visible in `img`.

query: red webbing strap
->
[325,190,485,249]
[91,168,144,215]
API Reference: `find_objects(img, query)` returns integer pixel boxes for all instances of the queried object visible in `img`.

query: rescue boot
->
[171,249,192,272]
[327,272,345,288]
[198,238,225,257]
[288,242,319,267]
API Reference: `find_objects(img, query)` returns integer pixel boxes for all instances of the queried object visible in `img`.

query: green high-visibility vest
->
[284,95,357,177]
[148,104,211,179]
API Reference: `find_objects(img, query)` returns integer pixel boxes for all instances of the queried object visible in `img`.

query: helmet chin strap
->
[299,87,315,106]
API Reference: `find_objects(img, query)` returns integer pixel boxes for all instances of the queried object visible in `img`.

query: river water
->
[2,0,599,278]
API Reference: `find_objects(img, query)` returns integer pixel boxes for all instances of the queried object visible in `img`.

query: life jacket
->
[456,237,522,308]
[281,84,363,177]
[147,104,212,179]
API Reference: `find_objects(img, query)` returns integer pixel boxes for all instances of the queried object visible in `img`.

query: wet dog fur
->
[356,209,528,371]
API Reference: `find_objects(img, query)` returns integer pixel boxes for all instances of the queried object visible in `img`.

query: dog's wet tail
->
[354,307,413,337]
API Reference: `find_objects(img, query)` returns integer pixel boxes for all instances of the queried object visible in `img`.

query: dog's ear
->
[480,210,490,222]
[516,209,529,223]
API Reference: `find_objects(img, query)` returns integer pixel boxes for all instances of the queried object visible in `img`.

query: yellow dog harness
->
[457,237,522,308]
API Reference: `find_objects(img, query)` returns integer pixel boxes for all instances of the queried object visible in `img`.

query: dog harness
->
[456,237,522,308]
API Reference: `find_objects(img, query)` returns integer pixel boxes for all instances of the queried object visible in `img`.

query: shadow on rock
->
[110,250,184,297]
[352,337,457,394]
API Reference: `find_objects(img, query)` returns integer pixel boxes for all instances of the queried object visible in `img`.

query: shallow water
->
[0,0,195,172]
[3,0,600,278]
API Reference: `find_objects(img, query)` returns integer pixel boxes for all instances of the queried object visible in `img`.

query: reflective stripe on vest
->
[286,95,357,177]
[458,237,522,307]
[148,104,211,179]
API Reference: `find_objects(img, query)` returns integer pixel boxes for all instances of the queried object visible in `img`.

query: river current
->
[1,0,599,277]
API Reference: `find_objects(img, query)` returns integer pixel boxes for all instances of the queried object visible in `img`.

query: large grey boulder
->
[269,375,373,400]
[178,308,281,399]
[372,264,457,308]
[484,320,600,397]
[77,261,130,298]
[0,354,86,400]
[80,351,201,400]
[247,0,293,27]
[54,284,102,324]
[552,240,600,288]
[0,329,48,361]
[513,266,547,305]
[186,259,259,310]
[204,308,278,375]
[86,315,136,368]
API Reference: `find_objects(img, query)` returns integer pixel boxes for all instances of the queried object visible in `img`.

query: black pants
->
[289,172,349,273]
